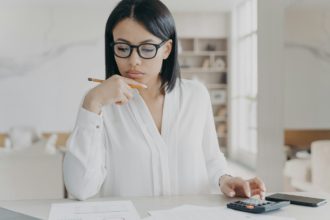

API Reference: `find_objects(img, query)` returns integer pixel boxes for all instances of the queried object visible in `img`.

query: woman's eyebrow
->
[139,39,156,43]
[115,38,156,44]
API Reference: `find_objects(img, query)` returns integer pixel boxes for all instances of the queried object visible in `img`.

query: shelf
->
[180,51,227,56]
[212,102,226,106]
[220,146,228,155]
[218,134,227,139]
[206,84,227,89]
[181,68,227,73]
[179,36,228,148]
[214,116,226,122]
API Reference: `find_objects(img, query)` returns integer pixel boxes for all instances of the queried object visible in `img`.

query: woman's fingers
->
[249,177,266,199]
[251,189,266,199]
[113,80,135,105]
[220,182,236,197]
[249,177,266,190]
[251,188,264,196]
[122,77,148,89]
[221,177,251,198]
[221,176,268,199]
[114,95,128,105]
[249,177,266,192]
[84,75,145,111]
[220,176,266,199]
[238,178,251,198]
[124,90,133,100]
[251,188,262,194]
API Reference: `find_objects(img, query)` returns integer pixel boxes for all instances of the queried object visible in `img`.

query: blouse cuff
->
[76,107,103,130]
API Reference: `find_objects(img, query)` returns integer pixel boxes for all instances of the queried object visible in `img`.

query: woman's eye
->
[118,47,129,52]
[142,48,154,52]
[141,46,155,53]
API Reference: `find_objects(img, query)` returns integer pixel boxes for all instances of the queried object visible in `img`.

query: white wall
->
[0,6,117,132]
[173,12,228,38]
[163,0,240,12]
[0,3,229,133]
[255,0,330,192]
[284,5,330,129]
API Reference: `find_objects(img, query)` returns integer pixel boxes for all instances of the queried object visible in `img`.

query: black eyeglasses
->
[111,40,168,59]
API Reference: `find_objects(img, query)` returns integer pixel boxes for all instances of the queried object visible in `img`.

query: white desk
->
[0,192,328,220]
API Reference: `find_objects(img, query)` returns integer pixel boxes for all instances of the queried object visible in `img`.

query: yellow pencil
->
[88,77,146,89]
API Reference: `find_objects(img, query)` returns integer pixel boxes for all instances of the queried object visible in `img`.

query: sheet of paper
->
[49,200,141,220]
[145,205,295,220]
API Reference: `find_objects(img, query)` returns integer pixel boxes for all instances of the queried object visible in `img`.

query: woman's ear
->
[163,39,173,60]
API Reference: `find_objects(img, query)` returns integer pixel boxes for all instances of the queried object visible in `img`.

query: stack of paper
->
[49,200,141,220]
[144,205,295,220]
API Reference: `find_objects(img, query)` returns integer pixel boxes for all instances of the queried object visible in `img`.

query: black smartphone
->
[266,193,327,207]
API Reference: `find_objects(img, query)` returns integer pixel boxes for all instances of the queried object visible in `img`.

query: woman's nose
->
[128,48,142,67]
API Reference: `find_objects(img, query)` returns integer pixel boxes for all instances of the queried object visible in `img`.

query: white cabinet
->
[0,140,64,200]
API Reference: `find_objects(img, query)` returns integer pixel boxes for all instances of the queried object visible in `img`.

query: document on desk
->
[49,200,141,220]
[145,205,295,220]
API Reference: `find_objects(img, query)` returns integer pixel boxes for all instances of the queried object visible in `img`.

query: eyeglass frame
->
[110,39,169,59]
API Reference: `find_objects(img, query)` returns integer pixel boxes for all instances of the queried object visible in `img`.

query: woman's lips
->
[126,71,144,79]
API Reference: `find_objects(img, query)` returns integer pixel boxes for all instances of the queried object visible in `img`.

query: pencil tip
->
[87,78,92,81]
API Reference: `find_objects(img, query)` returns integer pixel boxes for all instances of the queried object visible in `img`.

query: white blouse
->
[63,79,227,200]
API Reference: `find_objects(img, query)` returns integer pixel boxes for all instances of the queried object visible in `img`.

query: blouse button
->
[96,125,100,129]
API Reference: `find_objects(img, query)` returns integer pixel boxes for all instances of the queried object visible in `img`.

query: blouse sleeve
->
[63,107,107,200]
[201,86,228,191]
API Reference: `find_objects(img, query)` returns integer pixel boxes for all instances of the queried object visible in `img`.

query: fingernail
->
[229,191,235,197]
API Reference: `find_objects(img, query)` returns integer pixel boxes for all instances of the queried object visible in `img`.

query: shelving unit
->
[179,37,228,155]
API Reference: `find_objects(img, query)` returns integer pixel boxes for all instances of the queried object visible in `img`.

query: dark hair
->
[105,0,180,92]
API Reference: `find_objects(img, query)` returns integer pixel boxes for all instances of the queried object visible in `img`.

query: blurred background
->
[1,0,330,200]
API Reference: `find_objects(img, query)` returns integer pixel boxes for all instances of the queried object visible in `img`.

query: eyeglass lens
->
[113,43,158,59]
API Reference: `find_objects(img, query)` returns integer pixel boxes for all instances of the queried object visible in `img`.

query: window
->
[230,0,258,168]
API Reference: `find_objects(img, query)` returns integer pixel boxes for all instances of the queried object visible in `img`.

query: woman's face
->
[112,18,172,87]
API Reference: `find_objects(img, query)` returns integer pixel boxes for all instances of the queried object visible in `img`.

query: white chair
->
[8,127,41,150]
[283,156,311,191]
[0,140,64,200]
[311,140,330,192]
[283,140,330,193]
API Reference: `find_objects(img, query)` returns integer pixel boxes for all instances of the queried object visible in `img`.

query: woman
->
[63,0,266,200]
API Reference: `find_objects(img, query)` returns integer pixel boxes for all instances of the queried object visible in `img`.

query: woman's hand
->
[83,75,147,114]
[219,175,266,199]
